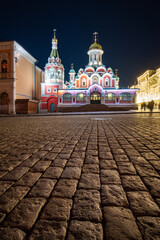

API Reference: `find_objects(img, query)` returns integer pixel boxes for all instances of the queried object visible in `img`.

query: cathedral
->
[40,31,138,112]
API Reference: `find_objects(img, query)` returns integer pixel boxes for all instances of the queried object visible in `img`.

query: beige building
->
[0,41,44,114]
[131,68,160,108]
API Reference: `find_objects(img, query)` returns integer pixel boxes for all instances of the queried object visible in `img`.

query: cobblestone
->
[0,114,160,239]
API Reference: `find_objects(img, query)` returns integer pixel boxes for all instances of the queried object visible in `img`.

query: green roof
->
[50,49,59,58]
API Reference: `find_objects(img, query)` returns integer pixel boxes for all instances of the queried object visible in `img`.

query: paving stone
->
[42,167,63,179]
[0,161,21,171]
[33,151,49,158]
[135,164,159,177]
[82,164,99,173]
[61,167,81,179]
[149,160,160,172]
[141,152,159,160]
[100,169,121,185]
[41,198,72,221]
[4,198,46,231]
[67,220,103,240]
[118,163,137,175]
[121,175,147,191]
[137,216,160,240]
[28,178,57,198]
[67,158,84,168]
[0,181,14,196]
[2,167,29,181]
[85,155,99,164]
[79,173,100,190]
[42,152,57,160]
[114,154,129,162]
[112,149,125,155]
[29,220,67,240]
[52,179,78,198]
[74,189,101,203]
[0,227,26,240]
[101,184,128,207]
[30,160,51,172]
[0,186,29,213]
[20,157,39,167]
[103,206,142,240]
[129,156,149,165]
[143,177,160,197]
[72,200,102,222]
[99,160,117,169]
[15,172,41,187]
[127,191,160,216]
[99,152,113,159]
[51,158,67,168]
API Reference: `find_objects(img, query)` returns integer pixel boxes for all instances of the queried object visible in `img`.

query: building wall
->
[16,54,34,99]
[0,41,43,114]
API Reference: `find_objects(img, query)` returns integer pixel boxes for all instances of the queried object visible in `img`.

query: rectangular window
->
[82,80,86,86]
[53,88,57,93]
[105,80,109,86]
[47,88,51,93]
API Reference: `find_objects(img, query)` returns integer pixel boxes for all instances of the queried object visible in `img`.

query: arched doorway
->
[48,96,58,112]
[90,91,101,104]
[0,92,9,114]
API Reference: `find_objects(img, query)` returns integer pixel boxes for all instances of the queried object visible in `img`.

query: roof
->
[89,42,102,50]
[50,49,59,58]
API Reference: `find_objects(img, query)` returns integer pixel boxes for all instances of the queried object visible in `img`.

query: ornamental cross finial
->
[53,29,56,38]
[93,32,98,43]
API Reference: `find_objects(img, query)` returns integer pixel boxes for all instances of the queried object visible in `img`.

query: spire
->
[71,63,74,69]
[52,29,58,43]
[93,32,98,43]
[50,29,59,58]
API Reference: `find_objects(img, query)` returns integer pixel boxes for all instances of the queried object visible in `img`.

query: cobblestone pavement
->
[0,114,160,240]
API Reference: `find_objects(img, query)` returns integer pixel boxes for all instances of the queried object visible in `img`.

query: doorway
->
[90,92,101,104]
[0,92,9,114]
[50,103,55,112]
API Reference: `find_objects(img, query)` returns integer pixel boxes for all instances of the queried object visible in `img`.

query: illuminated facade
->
[0,41,43,114]
[40,32,138,112]
[133,69,160,107]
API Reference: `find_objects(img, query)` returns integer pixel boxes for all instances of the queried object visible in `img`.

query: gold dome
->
[89,42,102,50]
[89,32,102,50]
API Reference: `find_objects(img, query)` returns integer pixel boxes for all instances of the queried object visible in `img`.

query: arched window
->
[1,60,7,73]
[76,93,86,103]
[105,93,116,101]
[120,93,132,102]
[63,93,72,103]
[105,78,109,86]
[105,93,115,103]
[82,78,86,86]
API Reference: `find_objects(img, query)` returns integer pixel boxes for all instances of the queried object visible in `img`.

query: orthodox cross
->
[93,32,98,42]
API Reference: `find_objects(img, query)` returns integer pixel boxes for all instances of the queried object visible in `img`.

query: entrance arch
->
[48,96,58,112]
[90,91,101,104]
[0,92,9,114]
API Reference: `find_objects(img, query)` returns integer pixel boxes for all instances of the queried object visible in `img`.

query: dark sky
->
[1,0,160,87]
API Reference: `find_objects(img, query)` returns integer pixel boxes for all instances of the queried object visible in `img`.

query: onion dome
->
[89,32,102,50]
[69,63,75,73]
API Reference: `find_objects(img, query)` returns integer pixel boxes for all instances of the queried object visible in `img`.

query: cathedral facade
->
[40,31,138,112]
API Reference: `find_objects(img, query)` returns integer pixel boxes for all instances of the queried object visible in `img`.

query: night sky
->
[1,0,160,88]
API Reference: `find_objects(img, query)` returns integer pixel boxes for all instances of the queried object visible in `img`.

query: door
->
[0,92,9,114]
[90,92,101,104]
[50,103,55,112]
